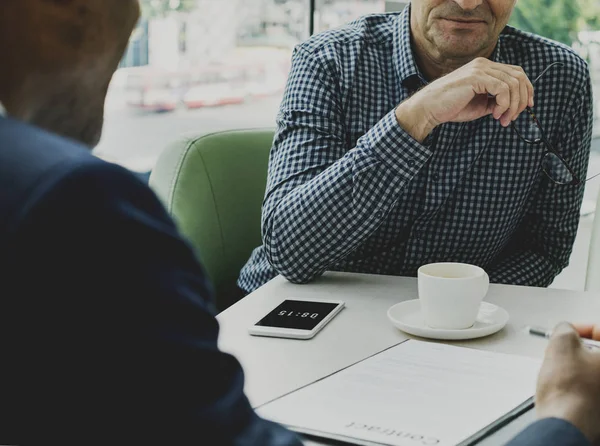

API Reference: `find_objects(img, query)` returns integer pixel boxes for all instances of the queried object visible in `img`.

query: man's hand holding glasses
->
[395,58,595,186]
[395,56,534,143]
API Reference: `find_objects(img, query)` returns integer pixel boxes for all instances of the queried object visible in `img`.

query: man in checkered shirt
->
[238,0,594,294]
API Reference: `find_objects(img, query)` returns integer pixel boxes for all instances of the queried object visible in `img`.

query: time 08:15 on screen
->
[279,311,320,319]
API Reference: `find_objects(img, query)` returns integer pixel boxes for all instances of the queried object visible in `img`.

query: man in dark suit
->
[0,0,300,444]
[0,1,597,445]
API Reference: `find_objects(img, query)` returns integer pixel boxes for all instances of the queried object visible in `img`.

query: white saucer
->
[387,299,509,340]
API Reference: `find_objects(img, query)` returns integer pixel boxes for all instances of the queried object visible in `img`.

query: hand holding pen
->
[533,322,600,444]
[528,325,600,350]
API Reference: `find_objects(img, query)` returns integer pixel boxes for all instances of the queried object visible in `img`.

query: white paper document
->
[257,340,541,446]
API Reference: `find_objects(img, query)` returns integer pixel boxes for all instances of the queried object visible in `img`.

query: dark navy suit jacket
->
[0,115,301,445]
[508,418,590,446]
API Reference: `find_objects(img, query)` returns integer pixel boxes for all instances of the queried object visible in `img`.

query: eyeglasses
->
[510,62,596,186]
[511,106,582,185]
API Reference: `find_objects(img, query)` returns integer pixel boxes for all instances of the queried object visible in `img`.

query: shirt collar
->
[393,4,426,91]
[491,33,506,64]
[393,4,506,90]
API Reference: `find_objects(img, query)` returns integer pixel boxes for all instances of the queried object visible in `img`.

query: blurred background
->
[94,0,600,290]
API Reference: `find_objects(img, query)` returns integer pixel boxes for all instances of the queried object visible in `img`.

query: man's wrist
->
[394,97,437,143]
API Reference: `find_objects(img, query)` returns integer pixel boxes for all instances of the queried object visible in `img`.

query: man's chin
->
[427,28,492,58]
[433,39,490,60]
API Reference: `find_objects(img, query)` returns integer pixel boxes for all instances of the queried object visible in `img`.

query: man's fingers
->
[504,65,534,110]
[434,58,534,126]
[508,66,534,111]
[491,63,535,105]
[473,74,511,120]
[573,323,600,341]
[488,67,530,125]
[516,72,529,118]
[486,69,519,125]
[547,322,583,357]
[526,74,534,107]
[503,75,520,126]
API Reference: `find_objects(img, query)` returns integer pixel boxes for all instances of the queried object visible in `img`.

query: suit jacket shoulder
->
[0,115,102,240]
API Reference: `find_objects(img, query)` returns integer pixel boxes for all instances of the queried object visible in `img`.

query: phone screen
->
[255,300,340,331]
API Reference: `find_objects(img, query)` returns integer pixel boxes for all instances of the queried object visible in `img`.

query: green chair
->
[149,129,275,311]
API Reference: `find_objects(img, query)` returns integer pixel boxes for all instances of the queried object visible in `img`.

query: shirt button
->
[432,173,440,182]
[408,159,416,167]
[375,211,383,218]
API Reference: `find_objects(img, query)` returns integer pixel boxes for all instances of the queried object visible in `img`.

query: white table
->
[217,272,600,445]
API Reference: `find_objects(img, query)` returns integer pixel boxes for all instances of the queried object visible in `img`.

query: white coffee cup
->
[418,262,489,330]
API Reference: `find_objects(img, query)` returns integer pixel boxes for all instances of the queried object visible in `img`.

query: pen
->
[527,326,600,350]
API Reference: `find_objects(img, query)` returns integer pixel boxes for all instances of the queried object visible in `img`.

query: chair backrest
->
[586,192,600,292]
[149,129,274,310]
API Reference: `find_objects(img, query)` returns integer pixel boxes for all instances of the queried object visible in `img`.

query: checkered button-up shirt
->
[238,5,593,293]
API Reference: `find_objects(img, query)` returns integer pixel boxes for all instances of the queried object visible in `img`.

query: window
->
[95,0,308,172]
[314,0,385,32]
